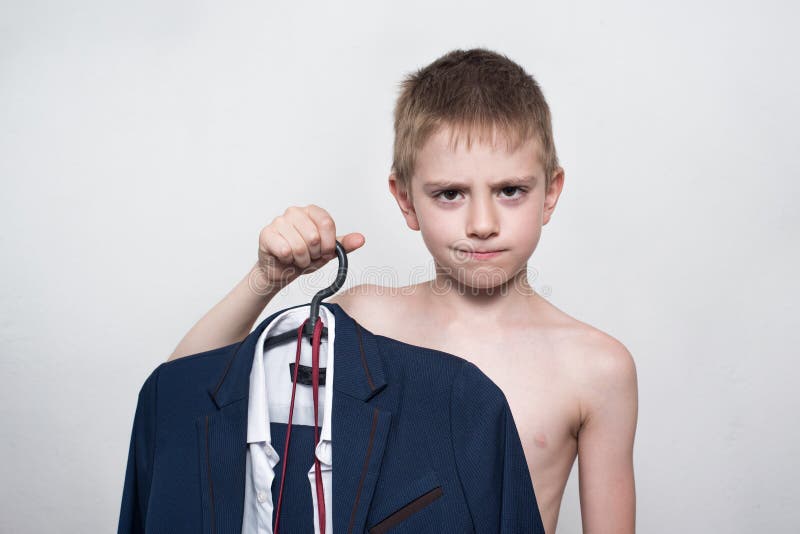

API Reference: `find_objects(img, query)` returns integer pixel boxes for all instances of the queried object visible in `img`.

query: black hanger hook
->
[304,240,348,336]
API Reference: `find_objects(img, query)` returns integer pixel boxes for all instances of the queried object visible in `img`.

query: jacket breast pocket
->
[368,471,444,534]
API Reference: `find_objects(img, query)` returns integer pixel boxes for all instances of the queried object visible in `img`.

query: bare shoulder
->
[573,327,637,394]
[326,283,406,333]
[538,298,635,373]
[556,312,638,426]
[326,283,436,345]
[530,298,637,408]
[326,282,393,311]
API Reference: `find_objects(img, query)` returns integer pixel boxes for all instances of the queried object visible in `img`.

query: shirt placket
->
[251,441,280,533]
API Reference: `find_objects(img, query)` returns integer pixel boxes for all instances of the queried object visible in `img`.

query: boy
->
[169,48,638,533]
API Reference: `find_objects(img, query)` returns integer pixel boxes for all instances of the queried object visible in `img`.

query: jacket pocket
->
[368,472,444,533]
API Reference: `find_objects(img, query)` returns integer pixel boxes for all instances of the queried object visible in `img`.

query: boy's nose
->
[466,196,499,239]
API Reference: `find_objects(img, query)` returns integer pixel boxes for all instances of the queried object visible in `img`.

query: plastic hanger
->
[263,240,348,350]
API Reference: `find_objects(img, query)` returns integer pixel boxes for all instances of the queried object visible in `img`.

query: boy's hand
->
[255,204,365,289]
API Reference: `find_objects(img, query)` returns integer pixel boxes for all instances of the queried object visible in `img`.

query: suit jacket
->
[118,301,545,533]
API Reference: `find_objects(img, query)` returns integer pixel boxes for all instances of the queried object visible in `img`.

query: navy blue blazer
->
[118,301,545,533]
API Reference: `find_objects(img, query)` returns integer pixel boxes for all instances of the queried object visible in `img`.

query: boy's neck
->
[419,263,540,325]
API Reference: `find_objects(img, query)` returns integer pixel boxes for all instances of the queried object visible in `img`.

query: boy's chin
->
[439,264,525,292]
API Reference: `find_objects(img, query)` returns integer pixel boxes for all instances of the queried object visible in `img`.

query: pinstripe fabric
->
[118,302,545,533]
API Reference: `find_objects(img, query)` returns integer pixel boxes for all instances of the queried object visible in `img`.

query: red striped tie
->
[274,316,326,534]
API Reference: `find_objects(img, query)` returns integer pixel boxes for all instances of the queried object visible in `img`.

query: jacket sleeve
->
[118,367,160,534]
[450,360,546,534]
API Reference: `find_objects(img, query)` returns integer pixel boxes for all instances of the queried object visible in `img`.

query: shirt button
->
[257,491,267,503]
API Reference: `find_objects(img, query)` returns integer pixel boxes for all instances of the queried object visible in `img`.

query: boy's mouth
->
[455,249,505,260]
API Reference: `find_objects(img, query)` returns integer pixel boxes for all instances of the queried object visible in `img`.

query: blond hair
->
[391,48,559,193]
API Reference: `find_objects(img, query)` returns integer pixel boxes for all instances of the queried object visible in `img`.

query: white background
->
[1,1,798,532]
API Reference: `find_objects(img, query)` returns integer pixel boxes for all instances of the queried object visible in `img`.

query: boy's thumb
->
[337,233,365,253]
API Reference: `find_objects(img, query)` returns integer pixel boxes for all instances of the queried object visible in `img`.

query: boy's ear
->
[542,165,565,226]
[388,172,420,231]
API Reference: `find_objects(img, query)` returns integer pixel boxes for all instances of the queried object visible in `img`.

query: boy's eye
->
[436,189,461,201]
[433,186,527,202]
[501,186,524,198]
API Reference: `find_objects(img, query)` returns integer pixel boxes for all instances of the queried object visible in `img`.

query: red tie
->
[274,316,326,534]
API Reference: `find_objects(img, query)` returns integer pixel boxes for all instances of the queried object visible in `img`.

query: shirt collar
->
[246,304,335,464]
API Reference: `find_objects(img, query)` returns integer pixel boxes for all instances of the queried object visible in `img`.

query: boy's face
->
[389,125,564,291]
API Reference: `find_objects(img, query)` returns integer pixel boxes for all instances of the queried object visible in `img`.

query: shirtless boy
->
[168,48,638,533]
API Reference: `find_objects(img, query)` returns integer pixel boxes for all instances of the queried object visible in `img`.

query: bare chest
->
[376,316,581,469]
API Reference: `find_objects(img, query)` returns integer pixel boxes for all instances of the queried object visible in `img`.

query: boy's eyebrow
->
[423,175,537,189]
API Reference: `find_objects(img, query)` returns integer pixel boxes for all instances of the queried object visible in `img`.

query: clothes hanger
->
[266,241,346,534]
[262,240,348,350]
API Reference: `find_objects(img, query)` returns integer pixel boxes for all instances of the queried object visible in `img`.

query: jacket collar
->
[209,301,388,409]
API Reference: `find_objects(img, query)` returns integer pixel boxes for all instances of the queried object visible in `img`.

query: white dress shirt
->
[242,304,334,534]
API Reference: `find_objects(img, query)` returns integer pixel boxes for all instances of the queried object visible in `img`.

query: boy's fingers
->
[260,226,293,263]
[304,204,336,259]
[284,208,321,261]
[274,217,312,268]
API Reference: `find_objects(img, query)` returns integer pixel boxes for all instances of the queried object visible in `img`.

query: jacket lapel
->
[198,301,393,534]
[197,399,248,534]
[330,307,392,534]
[198,303,295,533]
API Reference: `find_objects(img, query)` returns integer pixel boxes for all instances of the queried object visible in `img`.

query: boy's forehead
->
[421,125,541,157]
[416,126,544,180]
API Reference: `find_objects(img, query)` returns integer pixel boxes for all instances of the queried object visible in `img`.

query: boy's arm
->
[577,337,638,534]
[167,261,278,361]
[166,205,365,362]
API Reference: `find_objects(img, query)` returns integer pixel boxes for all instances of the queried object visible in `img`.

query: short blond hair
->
[392,48,560,193]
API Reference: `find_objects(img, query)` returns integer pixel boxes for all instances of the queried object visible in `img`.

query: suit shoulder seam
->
[162,342,242,368]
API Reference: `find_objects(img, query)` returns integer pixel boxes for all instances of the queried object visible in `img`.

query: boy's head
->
[388,48,565,293]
